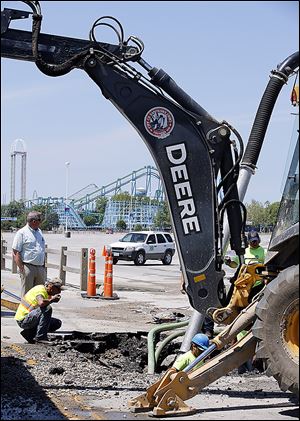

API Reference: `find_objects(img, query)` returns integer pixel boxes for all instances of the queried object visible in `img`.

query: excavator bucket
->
[128,369,197,416]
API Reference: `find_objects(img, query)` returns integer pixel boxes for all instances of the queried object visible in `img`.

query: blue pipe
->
[183,343,217,373]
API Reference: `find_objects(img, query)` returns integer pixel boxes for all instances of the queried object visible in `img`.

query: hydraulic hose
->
[154,329,186,366]
[242,51,299,169]
[147,320,189,374]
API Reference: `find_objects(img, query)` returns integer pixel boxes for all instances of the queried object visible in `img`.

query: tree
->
[1,202,26,229]
[154,201,171,229]
[83,215,98,226]
[264,202,280,226]
[133,224,143,231]
[1,201,25,217]
[111,191,131,201]
[0,220,14,231]
[41,212,60,230]
[245,200,281,230]
[245,200,265,227]
[95,197,108,224]
[116,219,127,230]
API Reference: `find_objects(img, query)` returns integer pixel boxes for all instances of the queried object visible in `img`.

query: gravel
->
[1,338,298,420]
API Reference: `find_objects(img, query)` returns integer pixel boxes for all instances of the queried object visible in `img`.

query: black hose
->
[242,76,285,169]
[32,16,89,77]
[242,51,299,169]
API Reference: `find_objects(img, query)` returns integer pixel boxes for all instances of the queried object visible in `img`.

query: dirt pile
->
[1,335,298,420]
[1,334,162,420]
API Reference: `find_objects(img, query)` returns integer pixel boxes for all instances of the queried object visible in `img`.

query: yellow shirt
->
[15,285,48,321]
[172,350,204,371]
[232,245,265,266]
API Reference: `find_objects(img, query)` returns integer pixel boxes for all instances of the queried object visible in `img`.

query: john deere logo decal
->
[144,107,175,139]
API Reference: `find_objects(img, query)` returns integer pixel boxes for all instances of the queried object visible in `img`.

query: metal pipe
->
[222,165,255,249]
[222,51,299,249]
[179,311,205,353]
[148,66,218,123]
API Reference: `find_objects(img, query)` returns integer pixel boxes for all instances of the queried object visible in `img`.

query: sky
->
[1,1,299,206]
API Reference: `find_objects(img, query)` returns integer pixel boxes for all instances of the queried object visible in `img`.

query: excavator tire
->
[253,265,299,395]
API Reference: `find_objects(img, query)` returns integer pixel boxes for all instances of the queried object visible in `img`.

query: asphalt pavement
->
[1,231,298,420]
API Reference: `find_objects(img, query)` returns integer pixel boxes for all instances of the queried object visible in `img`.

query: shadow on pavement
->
[1,355,68,420]
[279,407,299,419]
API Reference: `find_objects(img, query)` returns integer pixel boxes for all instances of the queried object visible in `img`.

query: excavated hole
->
[48,331,180,373]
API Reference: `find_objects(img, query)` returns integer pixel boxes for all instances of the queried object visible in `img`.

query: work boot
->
[20,330,35,344]
[33,335,55,346]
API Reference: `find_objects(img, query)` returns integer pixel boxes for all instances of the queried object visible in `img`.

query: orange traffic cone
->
[101,248,119,300]
[87,248,97,297]
[104,249,113,297]
[103,250,109,291]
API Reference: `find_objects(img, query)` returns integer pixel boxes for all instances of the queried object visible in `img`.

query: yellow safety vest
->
[15,285,48,321]
[244,246,265,264]
[172,350,204,371]
[232,245,265,266]
[237,330,248,341]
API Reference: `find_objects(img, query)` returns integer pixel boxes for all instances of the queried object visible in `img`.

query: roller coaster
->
[25,166,164,229]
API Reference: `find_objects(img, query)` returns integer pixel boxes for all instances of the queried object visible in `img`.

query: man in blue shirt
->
[12,211,46,297]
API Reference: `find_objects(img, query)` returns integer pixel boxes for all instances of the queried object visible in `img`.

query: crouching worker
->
[14,278,63,344]
[171,333,210,372]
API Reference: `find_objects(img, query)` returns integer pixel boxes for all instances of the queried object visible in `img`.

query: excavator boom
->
[1,1,246,314]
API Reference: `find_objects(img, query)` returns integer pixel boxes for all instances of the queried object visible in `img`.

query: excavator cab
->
[265,114,299,268]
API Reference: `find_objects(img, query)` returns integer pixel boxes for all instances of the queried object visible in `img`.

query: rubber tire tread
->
[252,265,299,395]
[134,251,145,266]
[162,251,173,265]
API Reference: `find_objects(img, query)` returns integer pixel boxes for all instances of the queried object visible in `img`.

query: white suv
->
[110,231,176,265]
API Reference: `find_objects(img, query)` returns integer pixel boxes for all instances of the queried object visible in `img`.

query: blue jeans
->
[17,305,61,340]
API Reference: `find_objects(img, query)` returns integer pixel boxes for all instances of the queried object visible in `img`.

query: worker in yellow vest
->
[14,278,63,344]
[171,333,210,372]
[225,230,265,268]
[225,230,266,302]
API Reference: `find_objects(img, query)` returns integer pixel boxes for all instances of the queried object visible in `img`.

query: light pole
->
[65,161,70,235]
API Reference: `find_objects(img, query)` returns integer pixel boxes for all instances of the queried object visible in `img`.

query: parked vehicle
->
[110,231,176,265]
